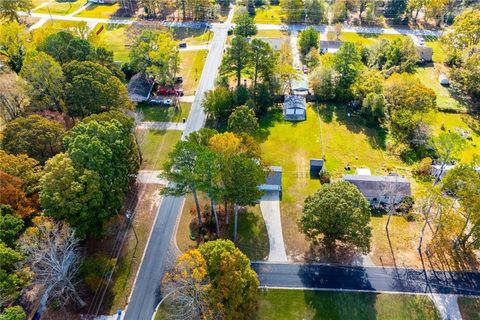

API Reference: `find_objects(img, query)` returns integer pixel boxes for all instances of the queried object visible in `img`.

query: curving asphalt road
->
[252,262,480,296]
[123,11,233,320]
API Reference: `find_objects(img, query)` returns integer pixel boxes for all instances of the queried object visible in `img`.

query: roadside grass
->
[256,289,440,320]
[35,0,86,15]
[138,130,182,170]
[176,194,269,261]
[170,27,213,45]
[255,30,288,38]
[137,102,191,122]
[95,24,129,62]
[75,3,123,18]
[32,0,51,8]
[339,32,406,46]
[179,50,208,95]
[458,297,480,320]
[254,5,284,24]
[415,66,468,112]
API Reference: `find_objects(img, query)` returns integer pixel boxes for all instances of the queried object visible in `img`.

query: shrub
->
[79,253,116,292]
[413,157,433,181]
[319,170,331,184]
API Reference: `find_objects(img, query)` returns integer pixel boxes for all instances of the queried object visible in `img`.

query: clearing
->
[95,24,129,62]
[179,50,208,95]
[254,5,284,24]
[138,130,182,170]
[339,32,406,46]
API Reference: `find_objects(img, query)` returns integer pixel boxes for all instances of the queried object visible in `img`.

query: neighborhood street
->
[123,9,233,320]
[252,262,480,296]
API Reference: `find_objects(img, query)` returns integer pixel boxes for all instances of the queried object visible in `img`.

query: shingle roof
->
[128,73,153,102]
[284,95,306,110]
[343,174,411,198]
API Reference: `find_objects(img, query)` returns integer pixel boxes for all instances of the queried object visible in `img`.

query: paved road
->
[123,9,233,320]
[252,263,480,296]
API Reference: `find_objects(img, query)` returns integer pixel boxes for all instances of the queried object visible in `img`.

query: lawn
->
[254,5,284,24]
[179,50,208,95]
[96,24,129,62]
[75,2,122,18]
[32,0,51,8]
[138,130,182,170]
[458,297,480,320]
[169,27,213,45]
[35,0,86,15]
[255,30,288,38]
[423,35,447,63]
[176,194,269,261]
[415,66,468,112]
[339,32,406,46]
[137,102,191,122]
[255,289,440,320]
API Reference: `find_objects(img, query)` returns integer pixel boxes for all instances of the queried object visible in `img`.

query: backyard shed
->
[283,95,306,121]
[310,159,324,177]
[343,174,411,206]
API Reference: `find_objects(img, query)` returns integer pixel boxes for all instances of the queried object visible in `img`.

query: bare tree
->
[19,218,86,314]
[0,72,29,123]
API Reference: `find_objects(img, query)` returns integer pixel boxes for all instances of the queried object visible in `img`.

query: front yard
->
[179,50,208,95]
[138,129,182,170]
[137,102,191,123]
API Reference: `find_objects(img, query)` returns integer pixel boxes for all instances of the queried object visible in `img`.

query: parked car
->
[149,98,164,105]
[176,89,184,96]
[163,98,173,106]
[439,73,449,86]
[179,42,187,48]
[175,76,183,84]
[157,86,176,95]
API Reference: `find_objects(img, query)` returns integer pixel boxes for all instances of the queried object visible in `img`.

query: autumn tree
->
[0,305,26,320]
[63,61,132,118]
[298,27,319,57]
[310,65,340,101]
[0,22,29,73]
[220,36,251,87]
[0,0,32,22]
[300,181,372,254]
[351,68,386,123]
[20,51,65,112]
[0,172,36,219]
[366,37,418,75]
[227,105,259,135]
[1,115,65,163]
[197,240,259,319]
[0,151,43,194]
[0,72,29,123]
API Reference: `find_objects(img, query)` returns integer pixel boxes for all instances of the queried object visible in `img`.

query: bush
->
[79,253,116,292]
[319,170,331,184]
[0,306,26,320]
[397,196,415,220]
[413,157,433,181]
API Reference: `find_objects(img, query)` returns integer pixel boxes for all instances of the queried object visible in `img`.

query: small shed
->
[127,73,153,103]
[283,95,306,121]
[310,159,324,178]
[259,166,282,194]
[417,46,433,62]
[291,77,309,96]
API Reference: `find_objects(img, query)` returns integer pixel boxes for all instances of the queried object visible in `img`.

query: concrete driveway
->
[260,191,288,262]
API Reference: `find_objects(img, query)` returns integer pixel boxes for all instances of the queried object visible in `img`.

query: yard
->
[254,5,284,24]
[179,50,208,95]
[35,0,86,15]
[137,102,191,122]
[170,27,213,45]
[339,32,406,46]
[255,29,288,38]
[138,130,182,170]
[255,289,440,320]
[32,0,51,8]
[75,2,123,18]
[95,24,129,62]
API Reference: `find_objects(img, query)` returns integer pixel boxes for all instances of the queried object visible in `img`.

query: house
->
[259,166,282,194]
[283,95,306,121]
[310,159,324,178]
[319,40,343,53]
[343,172,411,206]
[127,73,153,103]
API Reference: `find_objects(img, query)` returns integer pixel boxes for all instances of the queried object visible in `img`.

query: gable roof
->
[343,174,411,198]
[128,73,153,102]
[284,95,306,110]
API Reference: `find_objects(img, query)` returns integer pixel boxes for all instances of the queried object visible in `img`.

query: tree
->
[0,172,37,219]
[351,68,383,101]
[0,242,24,307]
[441,8,480,57]
[362,92,386,124]
[0,0,32,22]
[233,13,257,38]
[449,46,480,100]
[0,151,42,195]
[300,181,372,254]
[432,132,466,184]
[0,306,26,320]
[197,240,259,319]
[407,0,424,23]
[0,72,29,123]
[305,47,321,69]
[309,65,340,101]
[305,0,326,24]
[19,218,86,313]
[63,61,132,117]
[384,0,407,20]
[161,250,211,319]
[19,51,65,112]
[333,42,363,99]
[220,36,250,87]
[281,0,304,23]
[331,0,348,22]
[227,105,259,135]
[130,31,179,85]
[202,86,234,122]
[39,31,92,65]
[384,73,436,144]
[298,27,319,57]
[0,206,24,248]
[0,22,29,73]
[1,115,65,163]
[367,38,418,74]
[248,39,277,88]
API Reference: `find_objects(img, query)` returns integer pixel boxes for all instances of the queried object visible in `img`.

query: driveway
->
[260,191,287,262]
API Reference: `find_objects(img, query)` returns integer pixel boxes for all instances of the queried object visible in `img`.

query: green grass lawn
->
[40,19,87,32]
[339,32,406,46]
[169,27,213,45]
[139,130,182,170]
[32,0,51,8]
[75,2,122,18]
[137,102,191,122]
[256,289,440,320]
[254,5,284,24]
[458,297,480,320]
[255,30,288,38]
[95,23,129,62]
[415,66,467,112]
[35,0,86,15]
[179,50,208,95]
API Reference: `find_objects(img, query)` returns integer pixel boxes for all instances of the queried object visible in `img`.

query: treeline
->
[0,21,140,318]
[138,0,230,20]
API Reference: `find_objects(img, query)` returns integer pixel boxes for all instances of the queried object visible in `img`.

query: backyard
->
[339,32,406,45]
[138,130,182,170]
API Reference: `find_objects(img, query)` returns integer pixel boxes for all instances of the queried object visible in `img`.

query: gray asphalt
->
[124,20,230,320]
[252,263,480,296]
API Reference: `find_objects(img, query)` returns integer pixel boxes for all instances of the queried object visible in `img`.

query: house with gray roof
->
[128,73,153,103]
[343,172,411,206]
[259,166,282,194]
[283,95,306,121]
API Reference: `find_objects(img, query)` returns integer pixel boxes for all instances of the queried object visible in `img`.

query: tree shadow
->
[255,108,284,142]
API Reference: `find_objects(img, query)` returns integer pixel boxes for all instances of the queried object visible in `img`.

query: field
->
[458,297,480,320]
[96,24,129,62]
[75,2,123,18]
[35,0,86,15]
[255,289,440,320]
[179,50,208,95]
[138,130,182,170]
[137,102,191,123]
